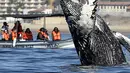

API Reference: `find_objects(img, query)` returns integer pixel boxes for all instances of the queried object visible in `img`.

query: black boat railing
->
[0,14,64,19]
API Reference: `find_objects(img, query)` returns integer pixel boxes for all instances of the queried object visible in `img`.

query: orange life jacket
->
[3,32,9,40]
[21,32,27,40]
[12,31,17,40]
[52,31,61,41]
[25,32,33,40]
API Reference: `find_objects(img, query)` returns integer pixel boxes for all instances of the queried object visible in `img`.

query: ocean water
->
[0,33,130,73]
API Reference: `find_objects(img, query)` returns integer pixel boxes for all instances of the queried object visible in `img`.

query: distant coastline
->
[0,16,130,34]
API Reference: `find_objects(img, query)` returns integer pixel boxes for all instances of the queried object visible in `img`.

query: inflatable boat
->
[0,38,75,49]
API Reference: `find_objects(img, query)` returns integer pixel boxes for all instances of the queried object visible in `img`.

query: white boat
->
[0,38,75,48]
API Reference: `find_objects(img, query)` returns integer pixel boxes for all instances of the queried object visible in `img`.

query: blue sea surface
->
[0,33,130,73]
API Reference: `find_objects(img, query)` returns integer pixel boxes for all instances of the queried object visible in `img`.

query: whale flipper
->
[60,0,127,66]
[113,32,130,52]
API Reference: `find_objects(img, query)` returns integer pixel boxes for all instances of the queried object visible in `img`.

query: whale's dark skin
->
[60,0,130,66]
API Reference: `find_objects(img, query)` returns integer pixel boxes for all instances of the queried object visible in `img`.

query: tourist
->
[25,28,33,40]
[2,30,9,41]
[1,22,9,33]
[52,27,61,41]
[11,28,17,41]
[19,30,27,41]
[37,28,49,40]
[12,21,22,38]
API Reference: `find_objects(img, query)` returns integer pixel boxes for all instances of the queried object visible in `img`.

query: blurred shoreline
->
[0,16,130,34]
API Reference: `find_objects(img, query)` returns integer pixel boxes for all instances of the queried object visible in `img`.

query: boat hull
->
[0,39,75,49]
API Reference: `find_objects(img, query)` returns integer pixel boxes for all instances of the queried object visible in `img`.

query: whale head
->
[60,0,98,36]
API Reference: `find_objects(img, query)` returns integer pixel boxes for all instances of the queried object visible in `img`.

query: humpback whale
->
[60,0,130,66]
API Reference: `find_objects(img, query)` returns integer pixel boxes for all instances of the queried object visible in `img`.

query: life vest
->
[21,32,27,40]
[52,31,61,41]
[2,32,9,41]
[12,24,22,38]
[25,32,33,40]
[11,31,17,40]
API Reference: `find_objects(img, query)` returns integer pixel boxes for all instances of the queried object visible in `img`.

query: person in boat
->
[19,29,27,41]
[12,21,22,39]
[52,27,61,41]
[1,30,9,41]
[25,28,33,40]
[1,22,9,37]
[1,22,9,33]
[44,28,50,40]
[37,27,49,40]
[11,28,17,41]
